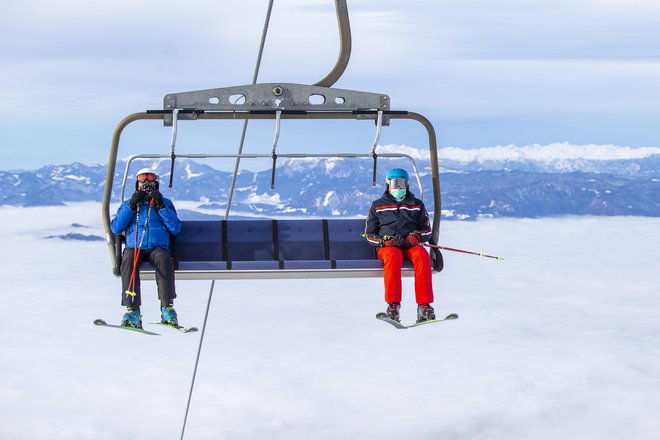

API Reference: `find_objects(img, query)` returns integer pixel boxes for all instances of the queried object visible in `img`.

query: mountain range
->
[2,143,659,219]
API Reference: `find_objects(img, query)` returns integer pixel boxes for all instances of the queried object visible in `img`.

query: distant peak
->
[439,143,660,162]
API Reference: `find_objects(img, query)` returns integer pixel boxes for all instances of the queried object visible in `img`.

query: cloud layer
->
[1,204,660,438]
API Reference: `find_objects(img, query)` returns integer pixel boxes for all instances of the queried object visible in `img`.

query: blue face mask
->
[389,188,406,199]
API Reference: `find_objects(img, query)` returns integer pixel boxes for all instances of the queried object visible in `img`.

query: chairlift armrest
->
[429,242,444,273]
[113,233,125,276]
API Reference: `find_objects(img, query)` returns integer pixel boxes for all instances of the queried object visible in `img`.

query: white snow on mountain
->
[184,163,203,179]
[245,192,282,205]
[377,144,432,160]
[1,204,659,439]
[439,142,660,163]
[379,142,660,164]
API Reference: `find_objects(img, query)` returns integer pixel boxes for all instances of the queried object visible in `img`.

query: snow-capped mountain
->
[377,143,660,176]
[437,143,660,176]
[1,144,659,219]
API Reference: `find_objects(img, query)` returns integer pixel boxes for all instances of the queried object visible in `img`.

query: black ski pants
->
[120,247,177,310]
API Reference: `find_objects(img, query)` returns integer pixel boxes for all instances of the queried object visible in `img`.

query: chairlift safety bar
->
[118,152,425,202]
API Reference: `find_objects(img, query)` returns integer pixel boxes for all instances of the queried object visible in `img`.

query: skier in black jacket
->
[364,168,436,323]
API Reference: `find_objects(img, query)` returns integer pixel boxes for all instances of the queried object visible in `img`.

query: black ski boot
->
[416,303,436,323]
[386,302,401,322]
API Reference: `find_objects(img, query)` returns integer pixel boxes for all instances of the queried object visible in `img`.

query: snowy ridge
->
[352,143,660,174]
[377,142,660,165]
[434,143,660,175]
[1,147,659,217]
[439,142,660,162]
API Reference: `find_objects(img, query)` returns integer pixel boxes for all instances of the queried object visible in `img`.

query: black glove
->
[148,190,166,209]
[404,232,421,248]
[128,191,146,211]
[382,235,406,248]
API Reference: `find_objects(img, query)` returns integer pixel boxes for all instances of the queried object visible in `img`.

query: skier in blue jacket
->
[110,168,181,328]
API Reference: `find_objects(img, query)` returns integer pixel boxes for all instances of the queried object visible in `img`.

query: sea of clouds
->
[1,203,659,439]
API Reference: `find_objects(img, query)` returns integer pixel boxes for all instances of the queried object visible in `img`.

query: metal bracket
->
[162,83,390,126]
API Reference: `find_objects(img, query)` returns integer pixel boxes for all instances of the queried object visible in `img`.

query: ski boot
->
[416,303,436,323]
[386,302,401,322]
[161,306,178,326]
[121,308,143,328]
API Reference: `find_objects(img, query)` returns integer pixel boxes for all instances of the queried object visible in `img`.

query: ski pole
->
[423,243,503,260]
[360,233,503,260]
[125,205,141,299]
[126,203,153,299]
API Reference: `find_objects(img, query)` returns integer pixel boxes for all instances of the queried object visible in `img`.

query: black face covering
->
[140,182,157,194]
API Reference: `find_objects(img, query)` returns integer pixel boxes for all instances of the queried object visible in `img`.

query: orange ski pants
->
[377,245,434,304]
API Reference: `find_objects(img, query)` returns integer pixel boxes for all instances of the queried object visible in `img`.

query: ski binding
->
[149,322,199,333]
[376,312,458,329]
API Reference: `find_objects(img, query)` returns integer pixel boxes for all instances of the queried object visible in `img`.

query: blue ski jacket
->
[363,190,432,246]
[110,199,181,250]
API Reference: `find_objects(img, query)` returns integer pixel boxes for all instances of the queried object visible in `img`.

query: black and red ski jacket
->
[363,190,432,247]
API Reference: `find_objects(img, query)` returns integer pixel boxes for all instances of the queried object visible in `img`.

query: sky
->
[2,0,660,170]
[1,203,660,439]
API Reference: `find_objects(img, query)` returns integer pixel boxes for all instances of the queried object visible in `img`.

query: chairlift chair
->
[101,1,443,282]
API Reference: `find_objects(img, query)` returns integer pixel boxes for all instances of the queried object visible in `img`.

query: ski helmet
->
[135,168,159,190]
[386,168,409,187]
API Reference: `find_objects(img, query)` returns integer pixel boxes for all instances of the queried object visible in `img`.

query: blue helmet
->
[386,168,409,182]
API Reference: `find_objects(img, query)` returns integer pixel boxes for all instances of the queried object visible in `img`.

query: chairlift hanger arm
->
[314,0,351,88]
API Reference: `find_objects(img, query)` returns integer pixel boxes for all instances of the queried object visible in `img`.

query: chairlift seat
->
[134,218,418,280]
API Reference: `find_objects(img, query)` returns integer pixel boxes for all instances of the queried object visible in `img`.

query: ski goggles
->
[137,173,158,182]
[387,177,408,188]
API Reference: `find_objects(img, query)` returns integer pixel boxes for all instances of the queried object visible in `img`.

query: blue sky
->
[2,0,660,170]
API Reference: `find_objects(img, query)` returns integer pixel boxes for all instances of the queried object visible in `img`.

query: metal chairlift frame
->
[101,1,443,281]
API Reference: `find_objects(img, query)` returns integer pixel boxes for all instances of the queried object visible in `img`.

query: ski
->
[93,319,160,335]
[148,322,199,333]
[375,313,408,329]
[376,312,458,329]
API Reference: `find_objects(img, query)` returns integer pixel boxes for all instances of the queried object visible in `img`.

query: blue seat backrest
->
[278,219,325,260]
[226,220,275,261]
[176,221,223,261]
[327,219,375,260]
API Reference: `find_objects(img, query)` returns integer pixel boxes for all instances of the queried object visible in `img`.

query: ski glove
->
[405,232,421,248]
[128,191,146,211]
[148,190,166,210]
[383,235,406,248]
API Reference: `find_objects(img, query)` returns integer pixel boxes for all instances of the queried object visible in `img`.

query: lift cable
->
[224,0,275,221]
[180,2,275,439]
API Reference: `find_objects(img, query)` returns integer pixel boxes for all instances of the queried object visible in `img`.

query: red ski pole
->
[125,203,153,299]
[424,243,503,260]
